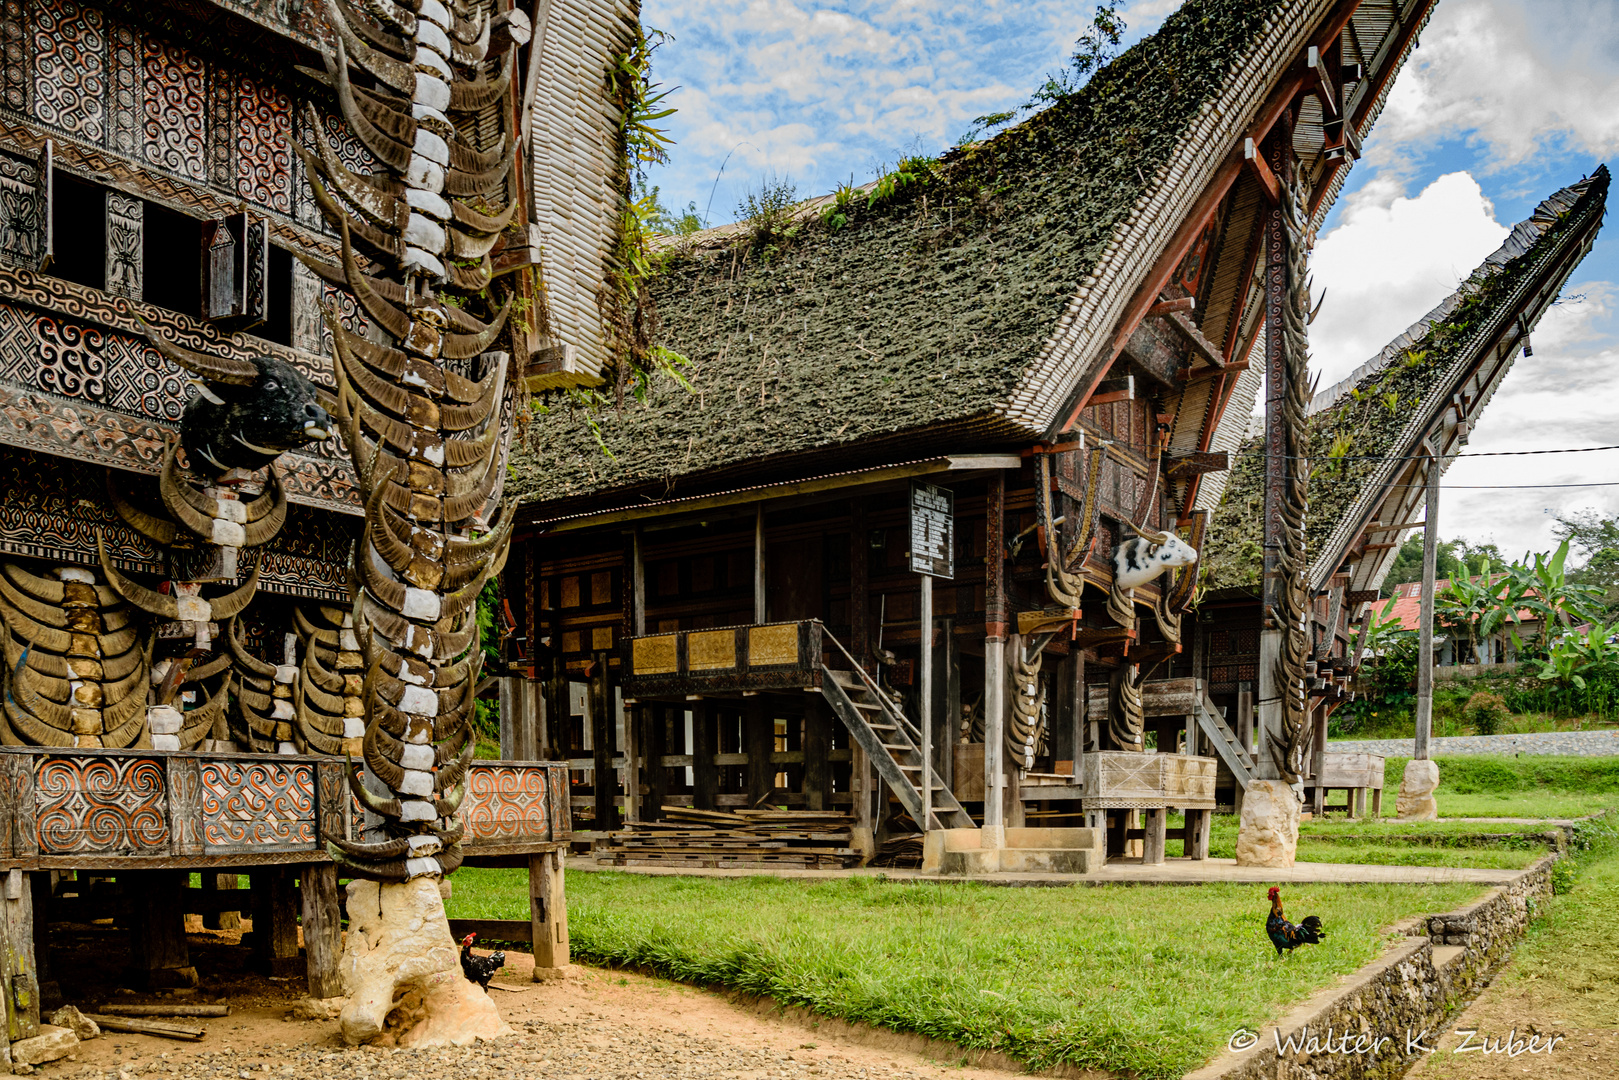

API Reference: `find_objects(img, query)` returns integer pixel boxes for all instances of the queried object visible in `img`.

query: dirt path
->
[1402,982,1619,1080]
[53,949,1027,1080]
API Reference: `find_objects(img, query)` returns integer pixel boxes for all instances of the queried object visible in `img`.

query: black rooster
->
[460,933,506,990]
[1266,887,1327,957]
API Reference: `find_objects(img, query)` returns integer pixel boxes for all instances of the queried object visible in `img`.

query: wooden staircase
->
[1194,691,1256,791]
[817,633,973,831]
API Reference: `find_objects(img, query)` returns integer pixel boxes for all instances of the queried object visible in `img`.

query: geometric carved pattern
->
[0,0,28,114]
[199,760,316,849]
[35,756,169,854]
[141,32,207,181]
[462,766,553,843]
[107,20,140,156]
[236,74,291,213]
[207,67,234,189]
[105,190,142,299]
[31,0,105,144]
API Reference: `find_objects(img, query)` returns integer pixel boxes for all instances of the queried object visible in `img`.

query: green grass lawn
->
[448,869,1485,1079]
[1380,755,1619,818]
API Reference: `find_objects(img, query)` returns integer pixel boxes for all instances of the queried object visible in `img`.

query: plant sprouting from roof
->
[820,178,859,232]
[736,172,801,253]
[867,155,937,210]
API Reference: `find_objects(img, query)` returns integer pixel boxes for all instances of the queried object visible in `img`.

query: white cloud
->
[1370,0,1619,171]
[1309,172,1509,388]
[640,1,1130,220]
[1440,284,1619,558]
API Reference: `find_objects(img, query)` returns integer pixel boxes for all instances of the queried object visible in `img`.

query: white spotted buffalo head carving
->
[1112,525,1198,590]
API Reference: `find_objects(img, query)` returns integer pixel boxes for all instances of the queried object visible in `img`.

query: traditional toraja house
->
[1199,167,1610,822]
[499,0,1442,871]
[0,0,640,1051]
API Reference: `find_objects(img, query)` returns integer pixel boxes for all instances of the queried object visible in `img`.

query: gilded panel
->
[687,629,736,671]
[631,634,677,676]
[748,623,799,667]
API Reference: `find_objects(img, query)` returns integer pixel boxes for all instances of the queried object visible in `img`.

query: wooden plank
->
[98,1004,229,1017]
[300,864,341,999]
[84,1015,204,1041]
[1243,138,1280,203]
[2,868,38,1040]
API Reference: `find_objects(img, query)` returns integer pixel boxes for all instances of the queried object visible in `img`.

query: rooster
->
[459,933,506,990]
[1266,887,1327,958]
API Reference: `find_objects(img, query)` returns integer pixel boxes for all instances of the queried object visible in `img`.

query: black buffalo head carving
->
[139,319,333,472]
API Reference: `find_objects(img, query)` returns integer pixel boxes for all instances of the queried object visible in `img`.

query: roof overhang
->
[521,454,1023,536]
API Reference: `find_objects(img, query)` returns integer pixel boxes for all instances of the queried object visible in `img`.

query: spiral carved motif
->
[35,757,168,852]
[463,766,550,842]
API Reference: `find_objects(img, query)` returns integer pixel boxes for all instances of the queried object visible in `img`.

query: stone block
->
[1396,759,1440,820]
[1236,778,1300,867]
[151,734,181,751]
[11,1026,78,1066]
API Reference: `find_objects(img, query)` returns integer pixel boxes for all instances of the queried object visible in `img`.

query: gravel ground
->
[1329,730,1619,757]
[53,955,1019,1080]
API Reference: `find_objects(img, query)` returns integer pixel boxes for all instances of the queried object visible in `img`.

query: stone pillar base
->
[1235,779,1300,867]
[338,878,511,1048]
[1396,759,1440,821]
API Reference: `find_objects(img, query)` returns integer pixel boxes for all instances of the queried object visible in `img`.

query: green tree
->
[1554,509,1619,620]
[1381,535,1503,596]
[1503,539,1607,654]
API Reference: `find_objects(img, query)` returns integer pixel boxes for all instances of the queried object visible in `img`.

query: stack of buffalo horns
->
[295,0,530,881]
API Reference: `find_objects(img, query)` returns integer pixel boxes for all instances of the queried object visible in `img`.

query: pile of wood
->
[596,806,858,870]
[869,833,925,869]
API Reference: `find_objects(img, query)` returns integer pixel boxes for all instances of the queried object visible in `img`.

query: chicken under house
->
[0,0,647,1049]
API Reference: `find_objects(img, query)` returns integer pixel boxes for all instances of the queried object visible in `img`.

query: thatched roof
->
[509,0,1379,514]
[1201,166,1611,593]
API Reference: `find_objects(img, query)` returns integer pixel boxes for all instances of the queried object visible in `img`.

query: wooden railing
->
[0,748,570,869]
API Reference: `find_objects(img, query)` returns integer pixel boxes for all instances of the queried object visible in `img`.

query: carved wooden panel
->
[199,759,316,851]
[236,74,292,213]
[462,765,554,844]
[0,0,27,114]
[106,20,140,156]
[314,758,347,842]
[35,755,169,854]
[0,142,49,270]
[104,191,142,299]
[30,0,104,143]
[206,67,234,189]
[141,32,207,181]
[167,755,204,856]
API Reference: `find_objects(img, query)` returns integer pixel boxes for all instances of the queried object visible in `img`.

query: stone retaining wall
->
[1328,730,1619,757]
[1189,857,1556,1080]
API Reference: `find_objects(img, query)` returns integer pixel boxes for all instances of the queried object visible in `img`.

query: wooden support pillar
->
[803,698,830,811]
[745,699,772,807]
[1311,703,1328,815]
[589,653,616,831]
[1142,808,1167,865]
[943,617,959,792]
[623,702,642,823]
[1186,809,1211,859]
[132,870,197,989]
[983,472,1007,843]
[754,504,766,625]
[201,873,241,931]
[645,705,669,820]
[499,677,540,760]
[2,869,40,1040]
[300,864,342,999]
[1237,681,1255,755]
[542,655,567,759]
[1415,441,1440,761]
[529,849,571,976]
[251,867,300,979]
[692,701,717,810]
[29,872,55,1009]
[919,573,933,830]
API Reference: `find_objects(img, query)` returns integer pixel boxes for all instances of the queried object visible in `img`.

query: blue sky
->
[637,0,1619,558]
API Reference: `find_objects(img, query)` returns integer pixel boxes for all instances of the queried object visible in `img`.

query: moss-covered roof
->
[1201,167,1611,592]
[510,0,1298,513]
